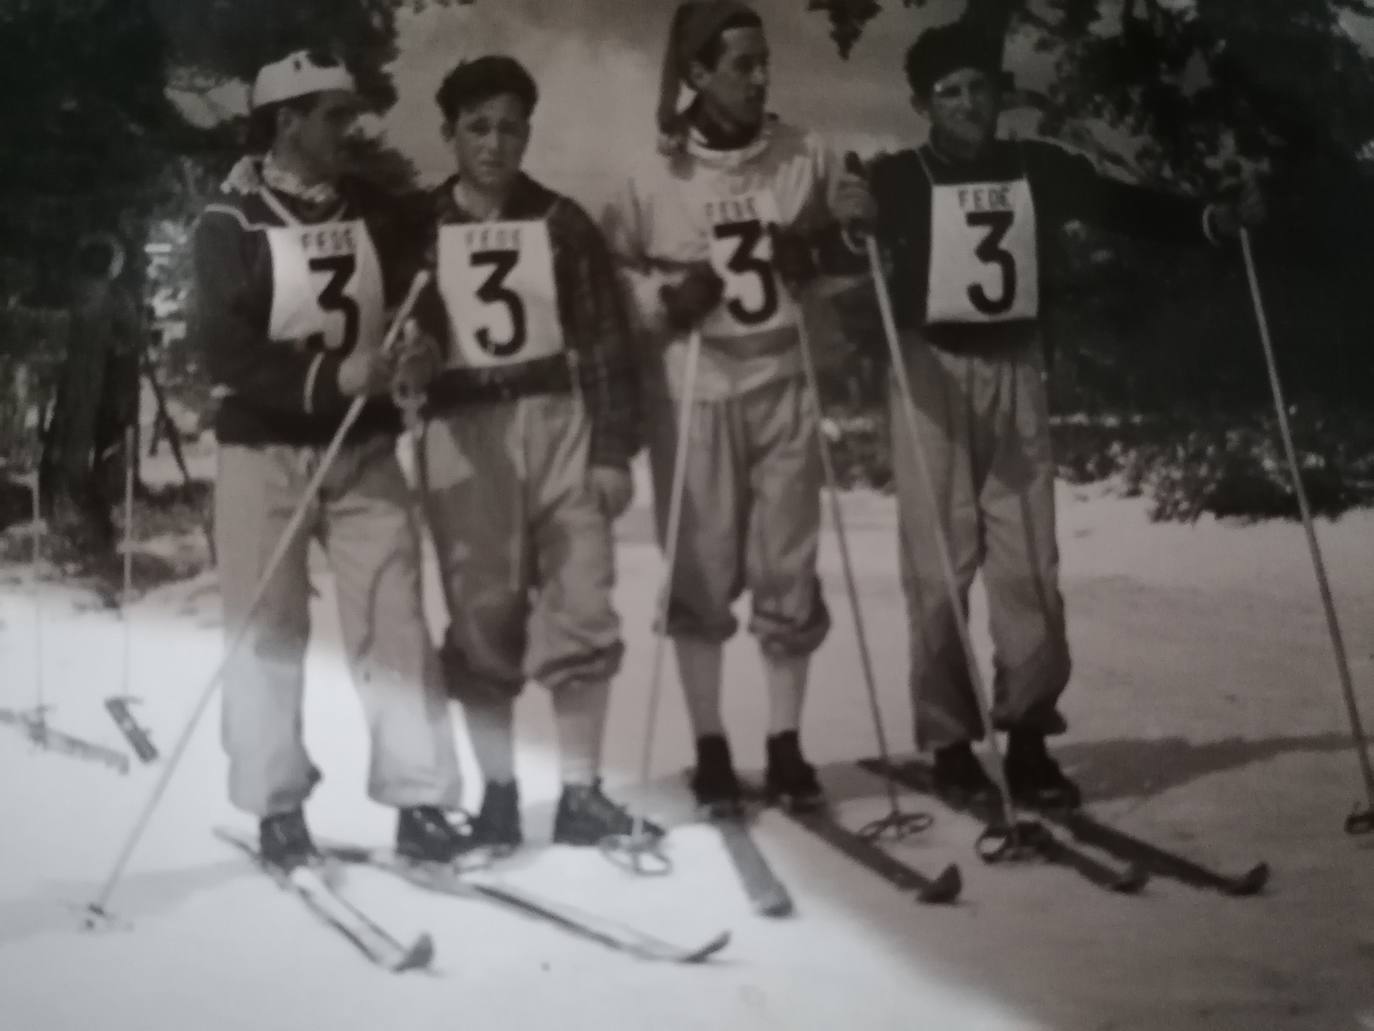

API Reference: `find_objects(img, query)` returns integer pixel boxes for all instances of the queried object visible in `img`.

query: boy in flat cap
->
[866,22,1264,810]
[415,56,661,852]
[602,1,873,813]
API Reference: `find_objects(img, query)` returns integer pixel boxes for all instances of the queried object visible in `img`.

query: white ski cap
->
[251,50,357,109]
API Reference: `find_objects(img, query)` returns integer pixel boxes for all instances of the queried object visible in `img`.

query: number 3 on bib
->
[469,250,526,358]
[438,221,565,369]
[701,191,799,340]
[265,220,384,354]
[714,221,778,326]
[926,178,1039,325]
[306,255,360,352]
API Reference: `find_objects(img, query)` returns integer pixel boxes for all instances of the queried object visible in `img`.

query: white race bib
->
[700,190,800,340]
[926,178,1039,325]
[437,220,565,369]
[265,219,384,353]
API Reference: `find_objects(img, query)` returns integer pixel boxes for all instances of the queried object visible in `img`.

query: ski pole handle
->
[380,271,432,359]
[840,151,874,241]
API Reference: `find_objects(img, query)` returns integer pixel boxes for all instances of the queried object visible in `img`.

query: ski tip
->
[1345,808,1374,836]
[1113,864,1150,895]
[917,863,963,905]
[758,892,796,919]
[394,932,436,973]
[1227,862,1270,897]
[685,930,733,963]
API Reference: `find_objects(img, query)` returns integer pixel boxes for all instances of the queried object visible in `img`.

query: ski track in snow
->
[2,456,1372,1031]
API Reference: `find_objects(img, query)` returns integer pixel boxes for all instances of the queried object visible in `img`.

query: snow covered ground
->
[2,450,1372,1031]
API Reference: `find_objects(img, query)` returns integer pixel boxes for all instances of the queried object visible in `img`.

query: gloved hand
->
[390,318,441,420]
[832,167,876,226]
[659,262,725,331]
[589,464,634,520]
[836,151,878,248]
[337,340,394,398]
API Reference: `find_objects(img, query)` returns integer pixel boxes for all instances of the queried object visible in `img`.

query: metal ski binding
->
[104,695,158,764]
[1,704,130,774]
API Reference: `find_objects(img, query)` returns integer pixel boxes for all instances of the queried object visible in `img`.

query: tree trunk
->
[39,273,140,555]
[963,0,1016,52]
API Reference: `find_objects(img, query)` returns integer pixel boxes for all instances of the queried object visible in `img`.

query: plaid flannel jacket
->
[418,173,642,470]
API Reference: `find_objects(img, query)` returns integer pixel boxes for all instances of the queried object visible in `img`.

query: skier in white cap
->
[193,49,468,873]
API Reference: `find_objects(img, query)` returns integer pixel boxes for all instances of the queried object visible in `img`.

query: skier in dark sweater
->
[193,50,469,873]
[864,22,1265,810]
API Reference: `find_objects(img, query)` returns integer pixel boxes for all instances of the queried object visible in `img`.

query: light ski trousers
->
[420,393,624,706]
[891,329,1071,750]
[645,374,831,659]
[216,436,463,818]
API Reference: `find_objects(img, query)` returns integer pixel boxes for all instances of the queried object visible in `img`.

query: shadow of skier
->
[1052,732,1359,805]
[777,732,1357,809]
